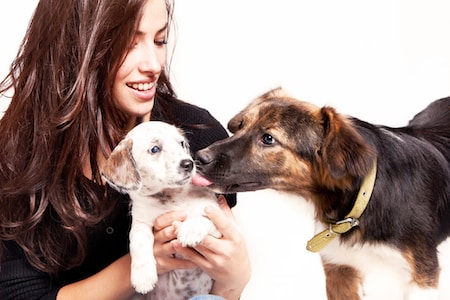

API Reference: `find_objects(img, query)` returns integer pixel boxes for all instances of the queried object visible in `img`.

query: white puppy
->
[100,121,221,299]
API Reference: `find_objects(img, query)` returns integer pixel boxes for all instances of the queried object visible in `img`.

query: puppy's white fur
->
[101,121,221,299]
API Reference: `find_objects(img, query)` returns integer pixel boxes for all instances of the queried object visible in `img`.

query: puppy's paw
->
[176,217,220,247]
[131,260,158,294]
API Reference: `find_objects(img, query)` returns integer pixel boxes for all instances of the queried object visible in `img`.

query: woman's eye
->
[149,145,160,154]
[154,39,167,47]
[261,133,275,145]
[155,31,168,46]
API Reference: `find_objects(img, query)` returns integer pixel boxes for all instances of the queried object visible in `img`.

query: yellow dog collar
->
[306,158,377,253]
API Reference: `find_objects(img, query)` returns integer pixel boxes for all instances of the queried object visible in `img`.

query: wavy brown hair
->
[0,0,175,274]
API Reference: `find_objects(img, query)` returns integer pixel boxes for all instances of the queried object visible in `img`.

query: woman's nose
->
[138,45,163,74]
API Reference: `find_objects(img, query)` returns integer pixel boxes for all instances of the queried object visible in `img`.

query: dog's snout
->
[180,159,194,172]
[195,150,213,165]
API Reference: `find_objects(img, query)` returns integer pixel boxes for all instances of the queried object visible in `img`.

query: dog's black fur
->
[194,88,450,299]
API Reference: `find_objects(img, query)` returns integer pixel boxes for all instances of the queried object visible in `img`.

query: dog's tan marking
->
[403,248,440,288]
[101,139,141,191]
[323,262,362,300]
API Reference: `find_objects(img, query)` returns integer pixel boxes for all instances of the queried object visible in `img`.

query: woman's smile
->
[126,81,157,101]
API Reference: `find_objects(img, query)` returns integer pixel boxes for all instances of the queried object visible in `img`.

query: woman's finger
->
[153,222,177,244]
[172,241,213,269]
[153,210,187,231]
[204,196,239,239]
[156,253,197,274]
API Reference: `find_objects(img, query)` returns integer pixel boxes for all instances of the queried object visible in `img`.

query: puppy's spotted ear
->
[101,139,141,193]
[319,106,375,180]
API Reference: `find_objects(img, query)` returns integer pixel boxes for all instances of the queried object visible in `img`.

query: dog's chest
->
[322,238,409,271]
[147,267,213,300]
[320,234,414,297]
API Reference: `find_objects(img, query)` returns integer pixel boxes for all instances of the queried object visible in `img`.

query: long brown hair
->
[0,0,175,274]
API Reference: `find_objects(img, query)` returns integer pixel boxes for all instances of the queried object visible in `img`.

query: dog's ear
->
[318,106,375,180]
[228,87,286,133]
[228,113,244,133]
[101,139,141,193]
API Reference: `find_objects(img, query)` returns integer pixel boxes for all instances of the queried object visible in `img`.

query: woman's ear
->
[319,106,375,180]
[100,139,141,193]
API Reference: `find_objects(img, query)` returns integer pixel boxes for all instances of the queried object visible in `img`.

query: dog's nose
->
[195,150,213,165]
[180,159,194,172]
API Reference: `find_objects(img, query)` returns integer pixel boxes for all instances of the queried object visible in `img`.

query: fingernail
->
[172,221,180,233]
[171,240,181,250]
[204,205,215,214]
[177,211,188,220]
[217,195,226,204]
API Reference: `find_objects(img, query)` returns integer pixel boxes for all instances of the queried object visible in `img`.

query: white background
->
[1,1,450,299]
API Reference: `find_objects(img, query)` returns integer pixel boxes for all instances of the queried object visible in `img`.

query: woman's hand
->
[153,211,197,274]
[173,196,251,300]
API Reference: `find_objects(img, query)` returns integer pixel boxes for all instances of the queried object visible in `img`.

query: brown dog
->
[193,88,450,299]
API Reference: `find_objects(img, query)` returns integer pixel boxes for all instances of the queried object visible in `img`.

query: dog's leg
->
[404,247,441,300]
[129,221,158,294]
[404,249,440,289]
[323,262,362,300]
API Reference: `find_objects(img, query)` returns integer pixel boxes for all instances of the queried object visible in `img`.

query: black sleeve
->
[0,241,59,300]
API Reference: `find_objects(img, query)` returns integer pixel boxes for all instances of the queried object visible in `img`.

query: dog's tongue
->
[192,174,213,186]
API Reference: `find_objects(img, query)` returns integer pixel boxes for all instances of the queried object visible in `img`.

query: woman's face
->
[112,0,168,120]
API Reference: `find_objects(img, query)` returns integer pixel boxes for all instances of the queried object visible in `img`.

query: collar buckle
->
[336,217,360,227]
[329,217,360,235]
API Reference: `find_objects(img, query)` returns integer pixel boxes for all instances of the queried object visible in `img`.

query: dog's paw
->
[176,217,219,247]
[131,260,158,294]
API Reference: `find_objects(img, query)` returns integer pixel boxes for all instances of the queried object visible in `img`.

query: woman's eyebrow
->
[157,22,169,34]
[136,22,168,36]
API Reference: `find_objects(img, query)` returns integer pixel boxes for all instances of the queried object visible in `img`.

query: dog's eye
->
[149,145,161,154]
[180,141,185,148]
[261,133,276,145]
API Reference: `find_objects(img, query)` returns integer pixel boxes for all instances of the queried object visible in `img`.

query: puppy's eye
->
[261,133,276,145]
[180,141,185,148]
[149,145,161,154]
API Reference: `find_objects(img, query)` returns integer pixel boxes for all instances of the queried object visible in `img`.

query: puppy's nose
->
[180,159,194,172]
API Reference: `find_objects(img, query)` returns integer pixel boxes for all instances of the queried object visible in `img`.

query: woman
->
[0,0,251,299]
